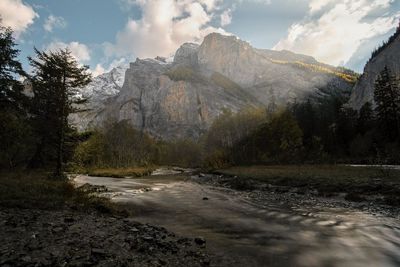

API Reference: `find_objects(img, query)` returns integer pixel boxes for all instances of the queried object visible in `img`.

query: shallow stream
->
[74,169,400,267]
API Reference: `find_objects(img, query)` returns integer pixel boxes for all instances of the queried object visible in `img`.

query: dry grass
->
[86,167,154,178]
[0,171,119,213]
[217,165,399,183]
[216,165,400,205]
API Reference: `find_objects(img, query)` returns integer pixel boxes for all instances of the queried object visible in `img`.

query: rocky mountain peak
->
[173,43,199,66]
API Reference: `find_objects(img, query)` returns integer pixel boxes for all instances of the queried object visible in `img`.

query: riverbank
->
[201,165,400,213]
[82,167,155,178]
[0,171,210,266]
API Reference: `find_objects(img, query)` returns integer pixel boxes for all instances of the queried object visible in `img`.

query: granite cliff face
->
[349,29,400,110]
[70,65,127,131]
[74,33,356,139]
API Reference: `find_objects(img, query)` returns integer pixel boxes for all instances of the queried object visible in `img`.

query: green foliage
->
[373,66,400,142]
[29,48,92,177]
[73,121,158,168]
[0,25,26,111]
[0,25,34,169]
[203,149,230,170]
[262,110,303,161]
[290,85,357,159]
[0,111,35,168]
[158,139,202,168]
[73,131,107,167]
[203,107,303,166]
[203,108,267,166]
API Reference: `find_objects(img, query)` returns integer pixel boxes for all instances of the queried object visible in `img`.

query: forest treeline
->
[2,25,400,175]
[0,25,91,177]
[67,67,400,170]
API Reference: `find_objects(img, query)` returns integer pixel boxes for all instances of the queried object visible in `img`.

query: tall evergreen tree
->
[0,25,35,168]
[373,66,400,141]
[0,25,26,111]
[29,48,91,177]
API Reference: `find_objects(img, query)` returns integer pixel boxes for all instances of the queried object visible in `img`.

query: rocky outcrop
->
[349,28,400,110]
[173,43,199,66]
[75,33,356,139]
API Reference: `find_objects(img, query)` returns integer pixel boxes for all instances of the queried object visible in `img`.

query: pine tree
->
[357,102,375,135]
[0,25,26,112]
[373,66,400,141]
[0,25,35,168]
[29,48,91,178]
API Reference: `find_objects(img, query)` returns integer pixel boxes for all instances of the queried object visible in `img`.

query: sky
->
[1,0,400,75]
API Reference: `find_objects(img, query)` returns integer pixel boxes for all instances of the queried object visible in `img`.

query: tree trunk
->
[55,70,66,179]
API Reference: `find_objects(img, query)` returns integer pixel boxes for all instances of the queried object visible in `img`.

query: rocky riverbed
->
[193,173,400,219]
[0,204,210,266]
[74,171,400,267]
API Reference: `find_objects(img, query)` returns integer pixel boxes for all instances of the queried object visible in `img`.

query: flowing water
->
[74,170,400,267]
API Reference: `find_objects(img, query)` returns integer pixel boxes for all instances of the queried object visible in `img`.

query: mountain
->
[70,64,128,131]
[73,33,356,139]
[349,27,400,110]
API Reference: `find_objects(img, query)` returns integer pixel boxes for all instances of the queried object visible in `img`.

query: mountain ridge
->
[73,32,356,139]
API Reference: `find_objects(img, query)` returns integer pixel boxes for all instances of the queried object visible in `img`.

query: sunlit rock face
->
[90,57,256,139]
[74,33,355,139]
[349,31,400,110]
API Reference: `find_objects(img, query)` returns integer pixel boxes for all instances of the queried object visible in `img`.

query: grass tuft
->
[85,167,154,178]
[0,171,122,213]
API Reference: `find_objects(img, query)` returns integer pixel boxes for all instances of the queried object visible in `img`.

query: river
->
[74,170,400,267]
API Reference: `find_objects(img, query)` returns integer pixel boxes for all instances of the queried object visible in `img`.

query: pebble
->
[0,208,211,267]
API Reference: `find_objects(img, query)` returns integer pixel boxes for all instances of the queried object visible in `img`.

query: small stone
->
[142,235,153,241]
[131,227,140,233]
[91,248,106,255]
[194,237,206,246]
[64,217,74,223]
[52,227,64,233]
[202,197,209,200]
[21,255,31,262]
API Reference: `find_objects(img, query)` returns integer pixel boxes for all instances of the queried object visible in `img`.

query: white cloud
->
[106,0,229,59]
[45,41,91,63]
[237,0,272,5]
[91,58,127,77]
[91,64,106,77]
[274,0,399,66]
[44,15,67,32]
[220,8,233,26]
[308,0,334,13]
[0,0,38,37]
